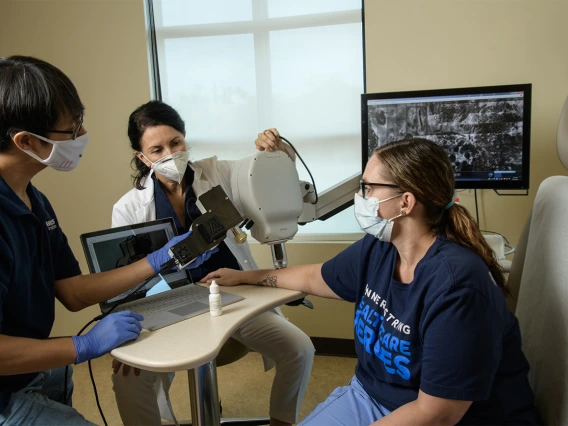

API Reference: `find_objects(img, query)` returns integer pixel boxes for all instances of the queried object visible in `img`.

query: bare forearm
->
[0,335,76,375]
[372,400,463,426]
[240,264,341,299]
[57,258,155,311]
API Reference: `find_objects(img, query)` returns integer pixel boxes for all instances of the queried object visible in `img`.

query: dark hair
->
[374,138,506,292]
[0,56,84,153]
[128,100,186,190]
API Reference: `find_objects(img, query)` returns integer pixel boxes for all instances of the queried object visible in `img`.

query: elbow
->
[434,416,461,426]
[61,300,84,312]
[59,296,90,312]
[416,399,470,426]
[67,303,86,313]
[414,388,473,426]
[432,409,468,426]
[56,276,93,312]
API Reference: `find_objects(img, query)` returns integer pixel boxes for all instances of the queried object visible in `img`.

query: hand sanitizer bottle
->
[209,280,222,316]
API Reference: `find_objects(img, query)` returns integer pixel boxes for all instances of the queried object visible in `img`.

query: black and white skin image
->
[367,98,524,176]
[93,230,169,272]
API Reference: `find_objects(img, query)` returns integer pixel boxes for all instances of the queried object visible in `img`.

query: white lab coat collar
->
[131,162,209,222]
[113,158,259,272]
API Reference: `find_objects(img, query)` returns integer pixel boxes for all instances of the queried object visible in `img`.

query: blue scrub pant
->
[0,366,95,426]
[299,376,391,426]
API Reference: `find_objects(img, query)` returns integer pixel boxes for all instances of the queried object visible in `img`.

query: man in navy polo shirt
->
[0,56,212,424]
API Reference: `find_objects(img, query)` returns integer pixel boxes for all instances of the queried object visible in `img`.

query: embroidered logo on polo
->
[45,219,57,231]
[354,284,412,380]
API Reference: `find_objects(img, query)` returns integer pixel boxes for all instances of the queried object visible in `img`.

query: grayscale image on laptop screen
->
[81,220,188,305]
[92,229,169,272]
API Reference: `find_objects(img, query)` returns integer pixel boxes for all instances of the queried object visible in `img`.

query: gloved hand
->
[146,230,219,273]
[71,311,144,364]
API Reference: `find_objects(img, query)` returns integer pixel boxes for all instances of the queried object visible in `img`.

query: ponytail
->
[443,204,507,293]
[131,156,151,190]
[374,138,507,294]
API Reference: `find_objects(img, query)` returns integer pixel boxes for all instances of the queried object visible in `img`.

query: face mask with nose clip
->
[142,150,190,184]
[353,192,405,242]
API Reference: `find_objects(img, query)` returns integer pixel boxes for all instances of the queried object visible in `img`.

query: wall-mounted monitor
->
[361,84,532,189]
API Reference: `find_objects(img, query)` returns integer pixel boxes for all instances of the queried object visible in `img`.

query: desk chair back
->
[507,96,568,425]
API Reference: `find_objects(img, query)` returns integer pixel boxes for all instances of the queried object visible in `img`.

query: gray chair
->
[506,95,568,425]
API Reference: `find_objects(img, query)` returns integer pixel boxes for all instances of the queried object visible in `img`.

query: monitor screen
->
[80,219,184,305]
[361,84,532,189]
[86,225,174,273]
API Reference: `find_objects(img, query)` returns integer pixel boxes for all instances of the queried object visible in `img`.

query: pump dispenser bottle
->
[209,280,222,316]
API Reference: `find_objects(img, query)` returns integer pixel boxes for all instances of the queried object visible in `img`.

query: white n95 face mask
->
[22,132,89,171]
[354,193,404,242]
[143,150,189,184]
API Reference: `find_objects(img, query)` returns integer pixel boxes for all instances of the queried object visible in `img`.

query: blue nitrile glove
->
[71,311,144,364]
[146,230,219,273]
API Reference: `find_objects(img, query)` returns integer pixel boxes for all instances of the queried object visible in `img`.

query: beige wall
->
[1,0,566,339]
[0,0,152,336]
[364,0,568,249]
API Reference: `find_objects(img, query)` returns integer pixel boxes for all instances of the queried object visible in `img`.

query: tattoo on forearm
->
[267,275,277,287]
[256,274,278,288]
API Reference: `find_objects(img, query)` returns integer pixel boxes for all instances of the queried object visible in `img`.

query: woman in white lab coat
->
[111,100,315,426]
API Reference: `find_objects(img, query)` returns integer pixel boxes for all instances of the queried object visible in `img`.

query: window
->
[146,0,365,239]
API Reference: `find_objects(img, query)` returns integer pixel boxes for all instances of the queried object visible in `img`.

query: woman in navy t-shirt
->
[204,138,541,425]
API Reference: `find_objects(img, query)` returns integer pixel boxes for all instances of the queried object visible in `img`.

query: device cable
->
[480,230,515,256]
[280,136,319,205]
[184,196,198,224]
[474,189,480,225]
[64,259,176,425]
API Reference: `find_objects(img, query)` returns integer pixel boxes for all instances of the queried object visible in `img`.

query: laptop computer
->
[80,218,244,331]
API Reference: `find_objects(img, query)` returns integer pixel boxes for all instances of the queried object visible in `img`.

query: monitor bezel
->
[361,83,532,190]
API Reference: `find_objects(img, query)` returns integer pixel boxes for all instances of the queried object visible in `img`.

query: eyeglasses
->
[45,115,84,140]
[359,179,400,200]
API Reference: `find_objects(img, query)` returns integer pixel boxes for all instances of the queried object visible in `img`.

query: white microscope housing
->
[230,150,304,268]
[230,148,361,269]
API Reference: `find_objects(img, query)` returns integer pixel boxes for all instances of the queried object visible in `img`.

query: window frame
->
[143,0,368,241]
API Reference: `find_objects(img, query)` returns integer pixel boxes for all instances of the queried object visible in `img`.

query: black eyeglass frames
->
[359,179,400,199]
[45,115,84,140]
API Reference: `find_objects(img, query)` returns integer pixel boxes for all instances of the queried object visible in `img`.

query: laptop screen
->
[80,218,190,308]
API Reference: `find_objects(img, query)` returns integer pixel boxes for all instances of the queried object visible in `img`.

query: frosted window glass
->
[269,24,363,234]
[160,0,252,27]
[162,35,259,146]
[153,1,364,236]
[268,0,361,18]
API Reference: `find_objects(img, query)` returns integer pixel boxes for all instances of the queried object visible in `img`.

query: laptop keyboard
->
[118,284,210,316]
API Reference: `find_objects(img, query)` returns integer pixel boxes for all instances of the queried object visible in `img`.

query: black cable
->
[185,196,198,224]
[88,359,107,426]
[474,189,480,225]
[105,258,177,317]
[64,259,176,424]
[279,136,319,205]
[63,318,97,411]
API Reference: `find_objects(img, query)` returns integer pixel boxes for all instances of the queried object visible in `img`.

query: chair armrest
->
[285,297,314,309]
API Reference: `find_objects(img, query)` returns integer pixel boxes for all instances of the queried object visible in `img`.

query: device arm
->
[298,172,361,224]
